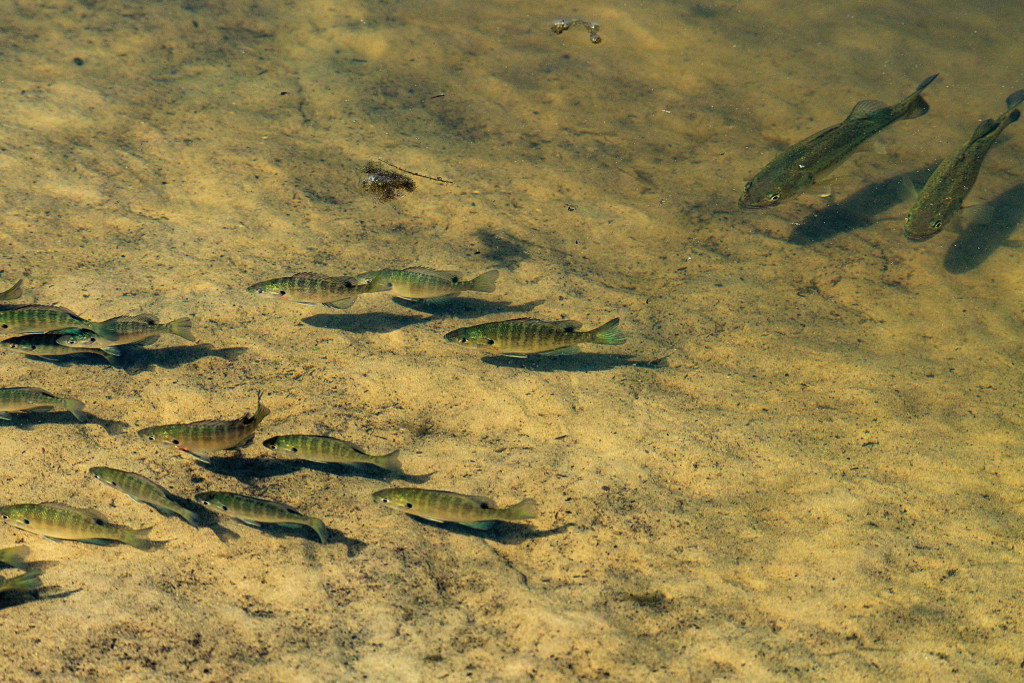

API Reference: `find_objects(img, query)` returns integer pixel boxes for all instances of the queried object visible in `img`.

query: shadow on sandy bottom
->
[200,455,431,485]
[207,517,366,556]
[943,184,1024,273]
[483,353,669,372]
[7,344,246,372]
[1,587,82,611]
[302,312,427,333]
[407,518,573,546]
[391,297,544,319]
[787,165,937,244]
[0,410,128,435]
[475,229,529,269]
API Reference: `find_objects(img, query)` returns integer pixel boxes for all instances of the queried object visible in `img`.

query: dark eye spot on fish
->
[94,519,105,526]
[451,276,459,283]
[172,439,180,445]
[486,339,495,346]
[404,503,413,508]
[278,290,285,296]
[22,519,29,525]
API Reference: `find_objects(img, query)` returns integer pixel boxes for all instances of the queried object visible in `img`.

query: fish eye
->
[931,219,942,230]
[381,498,389,504]
[171,439,180,445]
[767,193,780,203]
[744,182,752,191]
[451,276,459,283]
[255,288,264,294]
[147,435,156,441]
[1,515,7,520]
[460,338,468,344]
[94,519,105,526]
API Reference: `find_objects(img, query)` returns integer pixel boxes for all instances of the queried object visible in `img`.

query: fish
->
[195,491,328,543]
[0,386,86,422]
[0,305,118,340]
[0,503,153,549]
[904,89,1024,241]
[355,267,498,302]
[372,487,537,529]
[246,272,390,309]
[89,466,201,527]
[56,315,196,349]
[0,546,30,570]
[0,280,23,301]
[138,393,271,463]
[263,434,402,472]
[444,317,625,356]
[3,333,119,363]
[0,570,41,595]
[740,73,938,208]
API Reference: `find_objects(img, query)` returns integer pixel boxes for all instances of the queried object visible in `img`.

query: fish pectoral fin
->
[77,538,117,546]
[897,175,920,204]
[461,521,497,530]
[184,450,212,464]
[0,411,13,420]
[237,519,263,528]
[538,345,581,356]
[960,203,995,228]
[323,298,356,310]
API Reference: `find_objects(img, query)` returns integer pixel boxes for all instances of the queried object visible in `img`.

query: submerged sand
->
[1,0,1023,680]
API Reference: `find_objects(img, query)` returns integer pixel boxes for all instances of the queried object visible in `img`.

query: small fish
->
[138,393,271,463]
[356,267,498,302]
[444,317,625,356]
[0,280,23,301]
[3,333,118,363]
[263,434,402,472]
[740,73,938,208]
[247,272,389,309]
[0,570,41,595]
[0,546,30,570]
[0,386,86,422]
[0,503,153,549]
[905,90,1024,240]
[89,466,201,527]
[56,315,196,349]
[195,491,327,543]
[0,305,117,340]
[372,487,537,529]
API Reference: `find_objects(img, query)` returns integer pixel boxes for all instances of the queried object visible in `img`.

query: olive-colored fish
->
[0,386,86,422]
[372,487,537,529]
[904,90,1024,241]
[444,317,625,356]
[740,73,938,209]
[0,280,23,301]
[3,333,118,363]
[56,315,196,349]
[0,503,153,549]
[0,305,117,339]
[0,546,29,570]
[263,434,402,472]
[89,466,201,527]
[356,267,498,302]
[195,491,327,543]
[138,394,271,463]
[247,272,389,309]
[0,571,41,595]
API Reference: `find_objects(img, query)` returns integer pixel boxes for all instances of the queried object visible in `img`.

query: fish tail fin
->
[166,317,197,342]
[590,318,626,346]
[504,498,538,521]
[899,73,938,121]
[123,527,155,550]
[98,348,120,364]
[91,322,120,341]
[5,570,41,593]
[63,398,87,422]
[0,545,30,569]
[177,507,202,528]
[377,449,403,473]
[468,270,499,293]
[1,279,24,301]
[307,517,329,544]
[253,392,271,425]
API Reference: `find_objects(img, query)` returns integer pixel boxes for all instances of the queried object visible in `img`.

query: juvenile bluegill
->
[3,333,118,363]
[263,434,402,472]
[0,503,154,549]
[356,267,498,301]
[247,272,389,309]
[56,315,195,349]
[0,571,41,595]
[89,466,201,527]
[0,305,117,340]
[740,73,938,208]
[138,394,270,463]
[372,487,537,529]
[445,317,625,356]
[195,491,327,543]
[0,280,23,301]
[0,386,86,422]
[0,546,30,569]
[905,89,1024,240]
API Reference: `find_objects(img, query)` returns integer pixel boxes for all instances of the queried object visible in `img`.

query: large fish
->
[138,394,270,463]
[195,491,327,543]
[0,503,153,549]
[0,305,117,340]
[89,467,201,527]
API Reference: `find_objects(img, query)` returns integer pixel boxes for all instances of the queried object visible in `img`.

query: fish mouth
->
[738,196,771,209]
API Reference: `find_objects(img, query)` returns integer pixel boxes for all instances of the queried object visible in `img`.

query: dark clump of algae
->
[0,0,1023,680]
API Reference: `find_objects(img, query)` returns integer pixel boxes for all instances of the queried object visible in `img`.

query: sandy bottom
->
[1,0,1023,680]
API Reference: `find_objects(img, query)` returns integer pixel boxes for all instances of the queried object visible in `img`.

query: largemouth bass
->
[138,394,271,463]
[444,317,625,356]
[372,487,537,529]
[195,491,327,543]
[0,503,153,549]
[0,386,86,422]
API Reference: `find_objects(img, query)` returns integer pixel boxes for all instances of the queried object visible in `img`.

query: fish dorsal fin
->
[4,386,56,397]
[403,266,462,281]
[847,99,887,120]
[186,418,232,427]
[40,502,103,519]
[13,304,81,318]
[499,318,582,331]
[104,314,159,325]
[968,118,1001,144]
[290,272,335,281]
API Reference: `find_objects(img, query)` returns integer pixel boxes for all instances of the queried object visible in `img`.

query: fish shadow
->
[120,344,247,373]
[475,229,530,269]
[242,457,433,484]
[482,353,669,372]
[788,165,937,244]
[944,183,1024,273]
[1,586,83,610]
[302,312,427,333]
[411,518,573,545]
[0,410,128,435]
[391,298,544,320]
[218,518,364,554]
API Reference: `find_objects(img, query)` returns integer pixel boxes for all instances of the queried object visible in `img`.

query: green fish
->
[0,546,29,570]
[56,315,196,349]
[0,386,86,422]
[740,73,938,208]
[904,89,1024,240]
[372,487,537,529]
[0,280,23,301]
[138,394,271,463]
[0,570,41,595]
[0,305,117,340]
[444,317,625,356]
[3,333,118,363]
[89,466,201,527]
[0,503,154,549]
[263,434,402,472]
[356,267,498,302]
[195,491,328,543]
[247,272,389,309]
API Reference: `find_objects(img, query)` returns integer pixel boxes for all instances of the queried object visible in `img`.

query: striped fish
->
[89,466,201,526]
[0,503,153,549]
[263,434,402,471]
[444,317,625,356]
[372,487,537,529]
[0,305,117,340]
[138,393,271,463]
[247,272,389,309]
[195,491,327,543]
[0,386,86,421]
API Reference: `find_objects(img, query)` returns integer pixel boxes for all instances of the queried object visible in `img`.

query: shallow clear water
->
[1,0,1023,680]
